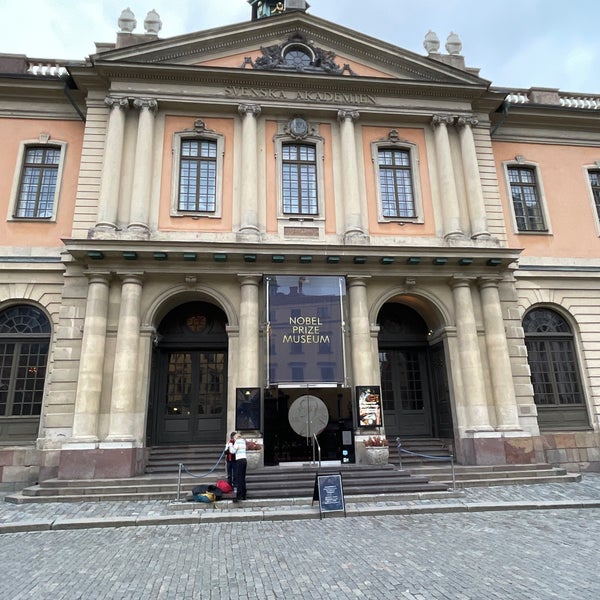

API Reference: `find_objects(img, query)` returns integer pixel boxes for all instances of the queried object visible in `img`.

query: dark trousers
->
[227,458,235,485]
[234,458,247,499]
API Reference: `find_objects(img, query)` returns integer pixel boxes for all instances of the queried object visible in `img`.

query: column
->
[347,276,373,386]
[71,273,111,441]
[432,115,463,238]
[450,276,493,431]
[237,274,261,387]
[106,273,144,441]
[237,103,262,241]
[96,97,129,229]
[479,278,521,431]
[128,98,158,232]
[457,117,490,238]
[338,110,367,242]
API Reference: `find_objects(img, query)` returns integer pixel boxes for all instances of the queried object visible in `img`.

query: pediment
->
[91,12,486,88]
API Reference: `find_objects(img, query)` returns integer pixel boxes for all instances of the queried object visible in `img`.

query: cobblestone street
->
[2,507,599,599]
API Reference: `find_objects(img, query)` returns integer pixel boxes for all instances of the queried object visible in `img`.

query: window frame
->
[170,126,224,219]
[8,137,67,222]
[584,164,600,235]
[274,125,325,223]
[503,159,551,234]
[371,137,424,224]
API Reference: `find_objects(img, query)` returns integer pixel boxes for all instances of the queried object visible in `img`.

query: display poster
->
[356,386,382,427]
[235,388,261,430]
[266,276,345,385]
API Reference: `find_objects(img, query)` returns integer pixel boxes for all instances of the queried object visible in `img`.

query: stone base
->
[0,446,40,491]
[539,430,600,472]
[58,444,144,479]
[459,432,535,466]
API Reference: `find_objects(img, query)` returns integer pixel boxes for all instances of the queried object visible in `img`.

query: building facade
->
[1,1,599,489]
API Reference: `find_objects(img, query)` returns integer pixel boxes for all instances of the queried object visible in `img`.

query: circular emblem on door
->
[288,394,329,437]
[186,314,207,333]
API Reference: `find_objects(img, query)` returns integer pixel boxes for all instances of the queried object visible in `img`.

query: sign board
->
[266,275,346,386]
[356,386,382,428]
[312,472,346,517]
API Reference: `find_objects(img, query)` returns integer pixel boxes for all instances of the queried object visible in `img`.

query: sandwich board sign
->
[312,472,346,518]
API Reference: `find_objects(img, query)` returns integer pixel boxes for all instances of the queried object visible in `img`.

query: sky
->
[1,0,598,93]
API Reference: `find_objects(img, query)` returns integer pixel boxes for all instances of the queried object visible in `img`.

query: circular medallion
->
[186,314,207,333]
[288,394,329,437]
[289,116,308,138]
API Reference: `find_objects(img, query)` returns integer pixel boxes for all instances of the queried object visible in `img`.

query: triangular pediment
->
[90,12,487,88]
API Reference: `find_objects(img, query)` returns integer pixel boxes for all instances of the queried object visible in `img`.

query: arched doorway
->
[523,307,589,430]
[148,301,228,445]
[0,304,50,442]
[377,302,452,438]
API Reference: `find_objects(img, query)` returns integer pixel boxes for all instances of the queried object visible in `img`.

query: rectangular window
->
[589,170,600,222]
[282,143,318,215]
[378,148,415,218]
[508,166,547,231]
[178,139,217,212]
[14,146,61,219]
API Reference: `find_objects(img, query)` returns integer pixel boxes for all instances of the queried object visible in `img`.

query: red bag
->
[215,479,233,493]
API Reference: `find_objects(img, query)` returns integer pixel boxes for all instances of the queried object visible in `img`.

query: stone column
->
[106,273,144,441]
[338,110,367,243]
[450,276,493,431]
[96,97,129,229]
[237,274,262,387]
[347,276,373,386]
[71,273,111,441]
[479,278,521,431]
[432,115,463,238]
[237,103,262,241]
[128,98,158,233]
[456,117,490,238]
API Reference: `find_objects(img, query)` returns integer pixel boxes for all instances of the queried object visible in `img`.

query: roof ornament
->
[423,30,440,55]
[248,0,309,21]
[445,32,463,56]
[118,7,137,32]
[144,9,162,34]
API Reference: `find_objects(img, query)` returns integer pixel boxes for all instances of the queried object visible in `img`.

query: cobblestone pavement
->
[0,475,599,598]
[1,507,599,599]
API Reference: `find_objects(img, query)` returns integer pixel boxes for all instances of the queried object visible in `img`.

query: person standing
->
[231,432,247,502]
[226,432,236,486]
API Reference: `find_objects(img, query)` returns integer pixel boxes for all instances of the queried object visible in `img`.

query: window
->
[507,166,547,232]
[523,308,589,429]
[371,134,423,223]
[281,143,318,215]
[170,121,224,218]
[178,139,217,212]
[283,46,312,70]
[378,148,416,218]
[8,138,66,221]
[588,169,600,222]
[0,306,50,438]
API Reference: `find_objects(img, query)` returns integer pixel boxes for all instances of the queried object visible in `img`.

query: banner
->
[266,275,346,385]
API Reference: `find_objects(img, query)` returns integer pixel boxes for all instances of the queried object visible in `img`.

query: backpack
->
[193,491,216,503]
[215,479,234,493]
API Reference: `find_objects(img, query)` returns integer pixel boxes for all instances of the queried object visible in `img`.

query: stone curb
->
[1,500,599,534]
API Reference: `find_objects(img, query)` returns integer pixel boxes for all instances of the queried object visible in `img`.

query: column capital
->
[104,96,130,111]
[477,275,503,288]
[456,115,479,128]
[133,97,158,112]
[337,109,360,122]
[238,103,262,117]
[346,275,371,287]
[116,272,145,285]
[431,114,455,127]
[449,274,476,289]
[237,273,263,285]
[84,271,112,284]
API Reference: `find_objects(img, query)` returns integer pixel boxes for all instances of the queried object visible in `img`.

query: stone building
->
[1,1,599,490]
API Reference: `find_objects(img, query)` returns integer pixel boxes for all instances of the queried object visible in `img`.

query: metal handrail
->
[312,433,322,468]
[396,437,456,491]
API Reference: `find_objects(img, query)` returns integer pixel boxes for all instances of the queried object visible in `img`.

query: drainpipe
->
[491,100,510,136]
[60,73,86,122]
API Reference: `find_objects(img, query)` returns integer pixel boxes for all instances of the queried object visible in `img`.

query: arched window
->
[523,308,589,429]
[0,305,50,441]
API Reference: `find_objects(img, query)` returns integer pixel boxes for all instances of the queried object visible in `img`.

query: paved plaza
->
[1,475,599,599]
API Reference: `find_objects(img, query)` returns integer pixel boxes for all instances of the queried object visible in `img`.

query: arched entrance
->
[148,301,228,445]
[377,302,452,438]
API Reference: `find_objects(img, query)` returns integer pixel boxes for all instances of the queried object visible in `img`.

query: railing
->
[311,433,322,468]
[396,438,456,491]
[26,59,70,77]
[175,447,227,502]
[504,89,600,110]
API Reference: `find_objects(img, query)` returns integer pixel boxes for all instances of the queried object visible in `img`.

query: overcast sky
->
[1,0,598,93]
